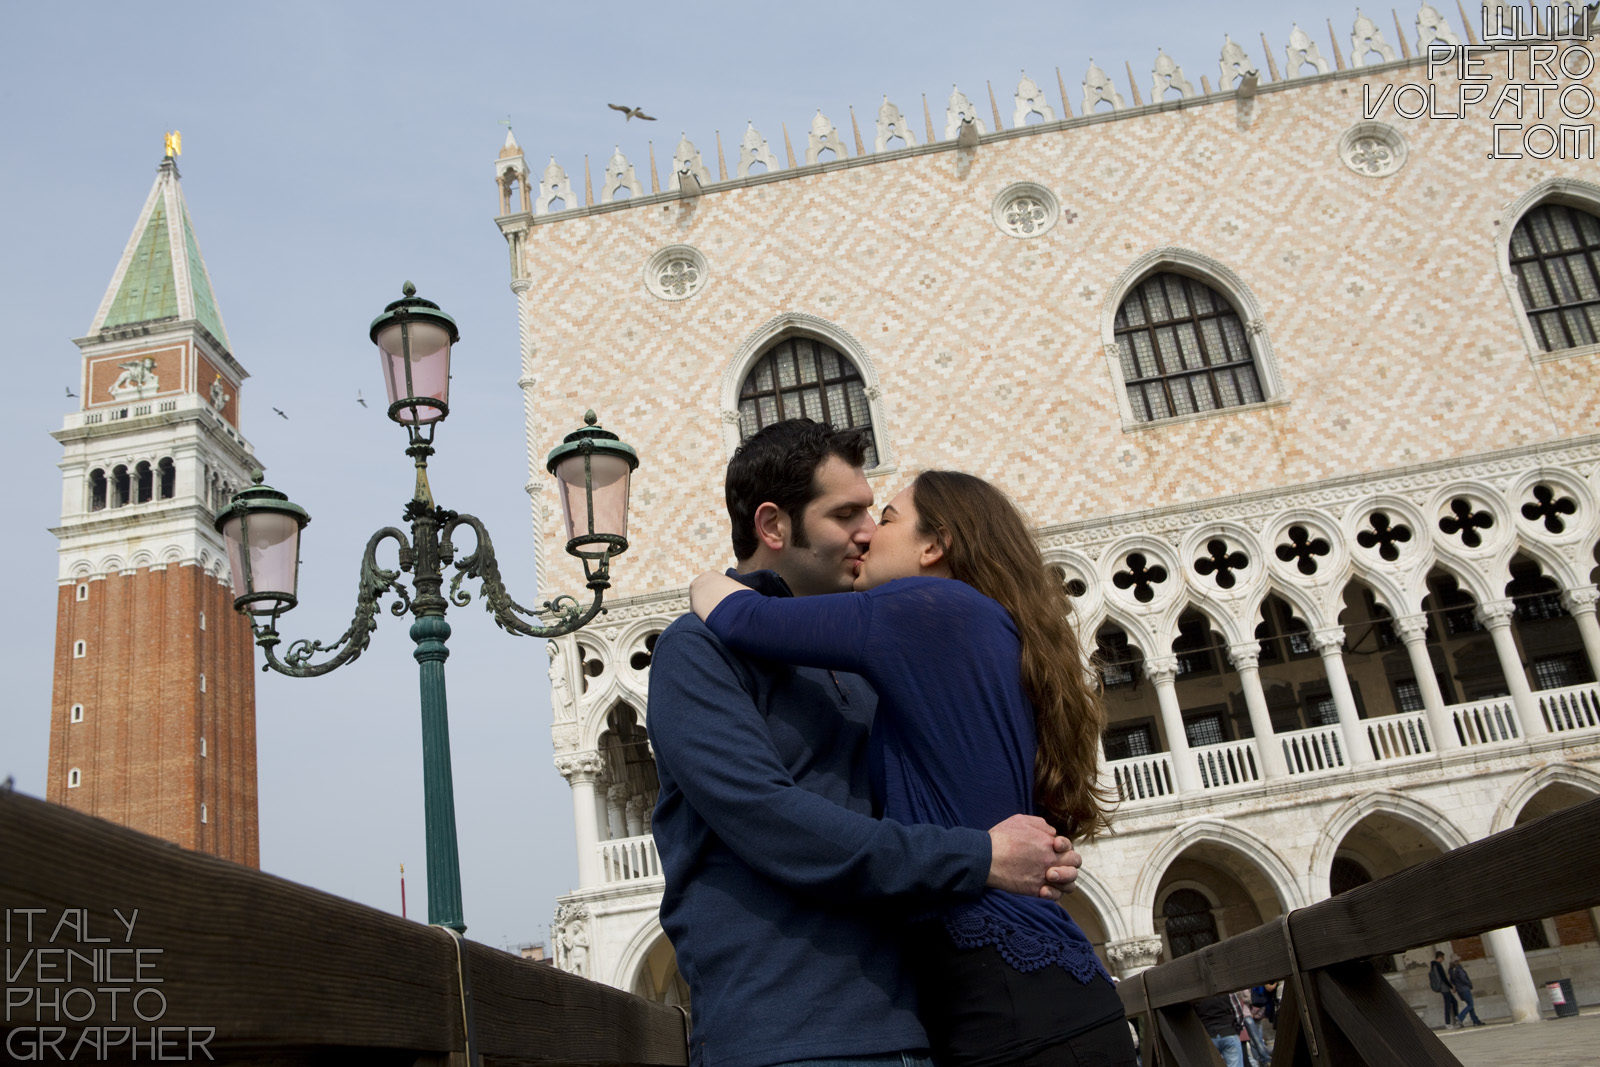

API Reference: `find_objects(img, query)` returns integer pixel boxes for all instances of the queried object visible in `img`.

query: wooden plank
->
[1117,796,1600,1009]
[1312,961,1459,1067]
[1153,1006,1223,1067]
[1,790,688,1065]
[1268,982,1310,1067]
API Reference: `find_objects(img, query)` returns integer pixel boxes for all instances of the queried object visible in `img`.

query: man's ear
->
[752,502,789,552]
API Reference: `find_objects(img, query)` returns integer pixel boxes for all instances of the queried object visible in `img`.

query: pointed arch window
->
[1113,272,1264,422]
[738,336,878,467]
[1510,202,1600,352]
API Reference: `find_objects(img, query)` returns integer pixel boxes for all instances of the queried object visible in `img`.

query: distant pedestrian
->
[1430,951,1460,1028]
[1235,989,1272,1066]
[1194,993,1246,1067]
[1450,958,1484,1026]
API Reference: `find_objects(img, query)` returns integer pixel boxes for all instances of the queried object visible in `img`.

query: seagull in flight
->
[273,407,288,419]
[65,386,77,398]
[607,103,657,122]
[357,389,368,408]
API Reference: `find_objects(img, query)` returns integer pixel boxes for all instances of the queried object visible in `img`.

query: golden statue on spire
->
[164,130,182,159]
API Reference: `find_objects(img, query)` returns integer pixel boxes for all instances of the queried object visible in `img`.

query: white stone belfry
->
[805,110,849,164]
[737,123,780,177]
[600,146,644,203]
[1081,60,1125,113]
[1352,9,1398,64]
[1151,49,1195,99]
[1286,24,1332,76]
[945,86,988,139]
[1415,2,1461,51]
[667,135,712,191]
[1219,34,1256,89]
[1013,72,1056,126]
[536,157,577,214]
[874,97,918,151]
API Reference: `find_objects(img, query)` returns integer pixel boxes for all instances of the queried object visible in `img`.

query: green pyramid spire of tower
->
[92,154,232,351]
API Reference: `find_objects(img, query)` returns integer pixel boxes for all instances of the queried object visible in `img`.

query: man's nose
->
[855,515,877,542]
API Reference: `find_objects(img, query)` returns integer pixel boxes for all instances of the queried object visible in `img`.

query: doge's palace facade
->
[501,4,1600,1020]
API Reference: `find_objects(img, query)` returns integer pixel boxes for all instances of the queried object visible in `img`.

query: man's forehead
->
[808,455,873,508]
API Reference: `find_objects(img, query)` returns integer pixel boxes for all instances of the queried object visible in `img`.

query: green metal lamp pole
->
[215,284,638,934]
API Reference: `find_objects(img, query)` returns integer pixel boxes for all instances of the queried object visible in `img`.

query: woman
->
[690,470,1133,1066]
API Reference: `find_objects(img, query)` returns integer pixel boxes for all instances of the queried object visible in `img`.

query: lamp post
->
[215,282,638,934]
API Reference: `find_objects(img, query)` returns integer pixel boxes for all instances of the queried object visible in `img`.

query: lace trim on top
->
[943,906,1110,983]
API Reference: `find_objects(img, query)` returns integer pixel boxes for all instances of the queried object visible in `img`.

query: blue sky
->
[1,0,1459,952]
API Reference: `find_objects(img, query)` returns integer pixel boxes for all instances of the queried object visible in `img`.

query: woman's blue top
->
[705,574,1108,983]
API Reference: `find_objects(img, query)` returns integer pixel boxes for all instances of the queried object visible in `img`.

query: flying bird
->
[357,389,368,408]
[273,407,288,419]
[65,386,77,398]
[607,103,657,122]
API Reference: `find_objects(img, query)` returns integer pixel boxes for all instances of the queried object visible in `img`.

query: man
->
[648,419,1080,1067]
[1429,950,1459,1028]
[1192,993,1245,1067]
[1449,957,1483,1026]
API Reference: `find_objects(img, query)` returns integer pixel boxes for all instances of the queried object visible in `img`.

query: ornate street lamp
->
[215,282,638,934]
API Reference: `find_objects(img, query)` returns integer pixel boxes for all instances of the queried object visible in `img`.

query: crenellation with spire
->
[492,3,1491,223]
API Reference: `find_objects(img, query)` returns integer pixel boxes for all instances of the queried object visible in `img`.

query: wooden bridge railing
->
[1116,795,1600,1066]
[0,789,689,1066]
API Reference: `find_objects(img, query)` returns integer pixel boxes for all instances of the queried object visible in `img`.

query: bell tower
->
[47,140,262,866]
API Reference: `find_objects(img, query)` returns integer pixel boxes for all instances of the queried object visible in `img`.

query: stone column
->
[1477,600,1547,736]
[1312,627,1374,764]
[556,752,606,887]
[1560,587,1600,683]
[1481,925,1544,1024]
[1395,614,1460,750]
[1106,934,1165,979]
[1146,656,1202,792]
[606,782,629,839]
[1227,644,1288,778]
[626,794,647,837]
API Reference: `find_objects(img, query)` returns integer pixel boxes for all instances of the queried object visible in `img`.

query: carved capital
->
[1227,643,1262,671]
[1106,935,1165,975]
[1393,613,1430,643]
[1476,599,1517,627]
[607,782,630,803]
[1143,655,1180,682]
[1311,627,1346,654]
[1245,317,1267,336]
[1561,587,1600,614]
[555,752,606,783]
[721,408,742,425]
[1103,343,1123,361]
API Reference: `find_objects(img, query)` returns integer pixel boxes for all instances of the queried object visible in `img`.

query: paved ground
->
[1435,1007,1600,1066]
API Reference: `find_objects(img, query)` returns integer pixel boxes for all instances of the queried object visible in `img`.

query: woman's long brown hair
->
[912,470,1112,840]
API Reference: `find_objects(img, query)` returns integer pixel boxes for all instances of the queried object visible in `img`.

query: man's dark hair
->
[725,419,869,560]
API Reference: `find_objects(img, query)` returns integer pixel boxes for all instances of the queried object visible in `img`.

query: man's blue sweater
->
[648,572,991,1067]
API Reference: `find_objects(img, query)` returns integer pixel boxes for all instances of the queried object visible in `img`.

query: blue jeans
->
[1241,1016,1271,1065]
[778,1056,934,1067]
[1211,1034,1245,1067]
[1456,988,1482,1025]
